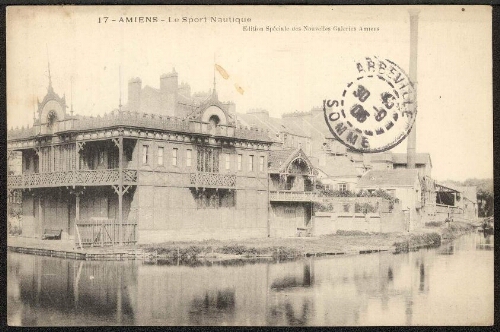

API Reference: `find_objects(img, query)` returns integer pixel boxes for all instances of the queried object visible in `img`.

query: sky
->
[6,5,492,182]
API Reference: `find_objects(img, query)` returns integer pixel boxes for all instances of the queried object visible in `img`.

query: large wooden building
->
[7,73,316,244]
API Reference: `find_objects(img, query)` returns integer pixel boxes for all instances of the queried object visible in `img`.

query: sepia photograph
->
[6,5,493,326]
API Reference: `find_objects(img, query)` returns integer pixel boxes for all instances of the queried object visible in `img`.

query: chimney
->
[178,82,191,98]
[407,10,419,169]
[160,68,178,117]
[127,77,142,112]
[224,101,236,115]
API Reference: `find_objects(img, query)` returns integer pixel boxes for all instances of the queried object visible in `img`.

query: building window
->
[259,156,265,171]
[142,145,149,164]
[197,147,219,173]
[172,148,178,166]
[338,183,347,192]
[195,189,235,209]
[99,150,105,165]
[225,153,230,170]
[157,147,164,166]
[186,149,192,167]
[248,155,254,172]
[237,154,242,171]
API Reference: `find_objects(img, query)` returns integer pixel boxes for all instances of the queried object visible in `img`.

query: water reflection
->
[8,232,493,326]
[7,254,137,326]
[189,289,236,325]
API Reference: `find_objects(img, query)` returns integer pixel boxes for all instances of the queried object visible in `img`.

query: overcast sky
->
[6,5,492,182]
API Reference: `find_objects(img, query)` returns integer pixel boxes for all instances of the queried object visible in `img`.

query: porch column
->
[75,141,80,171]
[38,195,43,237]
[75,193,80,221]
[118,136,123,245]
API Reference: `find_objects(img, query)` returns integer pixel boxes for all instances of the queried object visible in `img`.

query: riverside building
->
[6,69,289,244]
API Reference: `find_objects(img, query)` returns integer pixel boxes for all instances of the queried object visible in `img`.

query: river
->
[7,232,493,326]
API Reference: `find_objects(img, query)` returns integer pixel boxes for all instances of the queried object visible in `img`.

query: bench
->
[42,229,62,240]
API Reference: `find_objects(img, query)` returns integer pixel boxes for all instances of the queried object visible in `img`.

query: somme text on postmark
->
[324,56,417,153]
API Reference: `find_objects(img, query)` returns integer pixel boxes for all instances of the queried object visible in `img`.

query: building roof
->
[357,169,420,188]
[237,112,310,138]
[437,182,477,203]
[268,148,314,174]
[314,155,359,178]
[392,153,432,168]
[268,149,295,172]
[369,152,393,162]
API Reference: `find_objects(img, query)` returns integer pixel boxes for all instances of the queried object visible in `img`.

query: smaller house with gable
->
[357,169,422,230]
[268,148,316,237]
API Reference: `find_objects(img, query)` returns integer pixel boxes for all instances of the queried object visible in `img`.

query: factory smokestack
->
[407,10,419,169]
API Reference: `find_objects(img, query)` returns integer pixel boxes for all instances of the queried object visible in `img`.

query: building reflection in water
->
[7,252,137,326]
[7,233,493,326]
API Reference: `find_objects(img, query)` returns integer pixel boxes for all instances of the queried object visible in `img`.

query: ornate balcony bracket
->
[112,184,132,195]
[76,141,85,153]
[111,137,120,148]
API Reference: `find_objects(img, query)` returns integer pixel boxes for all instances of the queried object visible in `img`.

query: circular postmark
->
[324,56,417,153]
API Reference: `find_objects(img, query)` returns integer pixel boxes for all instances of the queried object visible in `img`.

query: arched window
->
[209,115,220,127]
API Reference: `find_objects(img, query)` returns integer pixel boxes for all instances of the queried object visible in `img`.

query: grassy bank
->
[393,221,475,253]
[140,221,476,261]
[139,232,418,261]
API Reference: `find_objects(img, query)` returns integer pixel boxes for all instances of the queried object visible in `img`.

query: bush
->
[8,223,22,236]
[355,202,378,213]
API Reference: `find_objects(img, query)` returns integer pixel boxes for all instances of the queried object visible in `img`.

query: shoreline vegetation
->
[139,221,476,262]
[7,221,476,263]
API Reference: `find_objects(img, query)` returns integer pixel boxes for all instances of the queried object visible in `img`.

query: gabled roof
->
[313,155,359,178]
[357,169,420,188]
[268,148,314,174]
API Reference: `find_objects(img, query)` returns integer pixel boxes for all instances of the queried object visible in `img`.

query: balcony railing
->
[270,190,316,202]
[7,169,138,189]
[189,172,236,188]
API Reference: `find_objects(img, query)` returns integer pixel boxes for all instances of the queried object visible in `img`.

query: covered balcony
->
[7,169,138,189]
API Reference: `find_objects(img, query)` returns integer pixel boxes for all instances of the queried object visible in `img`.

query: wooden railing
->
[436,204,462,214]
[7,169,137,189]
[189,172,237,188]
[270,190,316,202]
[74,218,137,248]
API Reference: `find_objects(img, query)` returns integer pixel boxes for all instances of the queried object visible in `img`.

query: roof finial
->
[33,94,36,124]
[46,44,52,89]
[70,76,74,116]
[212,53,218,99]
[213,54,216,92]
[119,66,122,111]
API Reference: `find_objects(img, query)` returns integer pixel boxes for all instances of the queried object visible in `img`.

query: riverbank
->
[140,221,476,260]
[7,221,476,261]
